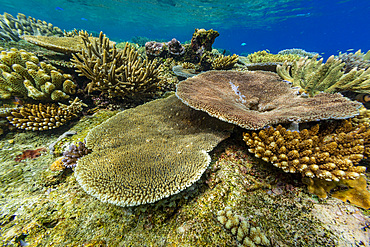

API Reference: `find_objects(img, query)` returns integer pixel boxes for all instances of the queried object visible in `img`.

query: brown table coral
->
[176,70,362,130]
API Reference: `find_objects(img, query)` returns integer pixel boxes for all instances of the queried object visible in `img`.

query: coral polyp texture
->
[176,70,362,130]
[246,50,301,63]
[75,95,233,207]
[7,97,86,131]
[0,12,63,41]
[211,54,239,70]
[276,54,370,96]
[217,207,270,247]
[243,120,369,181]
[61,141,91,168]
[278,48,320,59]
[0,47,77,101]
[71,31,161,98]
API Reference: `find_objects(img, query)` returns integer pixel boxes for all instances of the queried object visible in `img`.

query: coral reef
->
[211,54,239,70]
[145,41,166,57]
[61,141,91,168]
[337,49,370,73]
[0,12,63,41]
[247,50,300,63]
[243,120,368,181]
[217,207,270,246]
[276,55,370,96]
[14,147,47,162]
[167,38,185,56]
[190,28,219,54]
[176,70,362,130]
[0,47,77,101]
[75,95,233,207]
[7,97,86,131]
[71,31,161,98]
[278,48,320,59]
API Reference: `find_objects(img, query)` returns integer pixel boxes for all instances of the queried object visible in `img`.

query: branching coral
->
[0,12,63,41]
[71,31,161,98]
[211,54,239,70]
[337,49,370,73]
[0,47,77,101]
[276,55,370,96]
[247,50,300,63]
[243,120,369,181]
[7,97,87,131]
[176,70,362,130]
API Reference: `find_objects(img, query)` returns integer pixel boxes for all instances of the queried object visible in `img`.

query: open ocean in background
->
[0,0,370,57]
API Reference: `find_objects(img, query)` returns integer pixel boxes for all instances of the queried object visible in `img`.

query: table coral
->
[176,70,362,130]
[277,54,370,96]
[71,31,161,98]
[278,48,320,59]
[7,97,87,131]
[0,47,77,101]
[243,120,369,181]
[247,50,301,63]
[75,95,233,207]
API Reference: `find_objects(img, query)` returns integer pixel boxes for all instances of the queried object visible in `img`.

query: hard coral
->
[243,120,369,181]
[75,95,233,207]
[7,97,86,131]
[176,70,362,130]
[338,49,370,73]
[15,147,47,162]
[0,47,77,101]
[61,141,91,168]
[277,55,370,96]
[211,54,239,70]
[190,28,219,54]
[72,31,161,98]
[247,50,300,63]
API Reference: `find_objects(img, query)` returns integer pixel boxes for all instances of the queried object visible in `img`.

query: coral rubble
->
[7,97,86,131]
[71,31,161,98]
[243,120,368,181]
[75,95,233,207]
[0,47,77,101]
[176,70,362,130]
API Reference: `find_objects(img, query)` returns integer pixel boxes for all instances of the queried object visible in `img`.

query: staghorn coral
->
[61,141,91,168]
[0,12,63,41]
[243,120,369,181]
[71,31,161,98]
[277,55,370,96]
[75,95,233,207]
[247,50,300,63]
[216,207,270,247]
[211,54,239,70]
[7,97,87,131]
[176,70,362,130]
[337,49,370,73]
[0,47,77,101]
[278,48,320,59]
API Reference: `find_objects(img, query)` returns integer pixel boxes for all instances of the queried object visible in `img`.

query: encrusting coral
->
[276,54,370,96]
[7,97,87,131]
[246,50,300,63]
[243,120,369,181]
[176,70,362,130]
[211,54,239,70]
[0,12,63,41]
[71,31,161,98]
[217,207,271,247]
[75,95,233,207]
[0,47,77,101]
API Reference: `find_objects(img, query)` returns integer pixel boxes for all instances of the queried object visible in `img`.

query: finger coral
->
[243,120,369,181]
[211,54,239,70]
[71,31,161,98]
[176,70,362,130]
[217,207,270,246]
[0,12,63,41]
[75,95,233,207]
[276,55,370,96]
[0,47,77,101]
[7,97,87,131]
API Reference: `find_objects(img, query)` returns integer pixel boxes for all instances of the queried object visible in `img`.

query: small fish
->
[241,42,247,46]
[321,52,325,54]
[55,6,64,11]
[81,17,88,21]
[296,12,310,17]
[346,48,354,52]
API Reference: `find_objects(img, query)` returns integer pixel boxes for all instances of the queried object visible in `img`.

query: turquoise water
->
[1,0,369,56]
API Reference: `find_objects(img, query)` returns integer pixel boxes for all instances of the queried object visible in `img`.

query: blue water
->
[1,0,369,58]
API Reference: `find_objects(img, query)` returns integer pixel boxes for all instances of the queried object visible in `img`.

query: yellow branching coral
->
[247,50,300,63]
[243,120,369,181]
[211,54,239,70]
[0,47,77,101]
[71,31,161,98]
[7,97,86,131]
[277,55,370,96]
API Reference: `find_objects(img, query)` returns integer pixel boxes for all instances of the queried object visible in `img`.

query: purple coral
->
[145,41,166,56]
[167,38,185,56]
[62,141,91,168]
